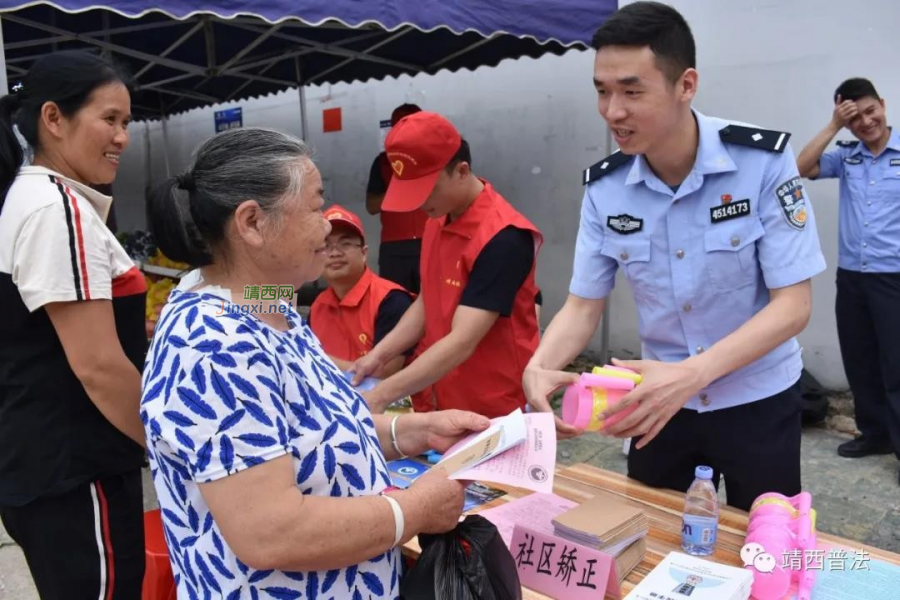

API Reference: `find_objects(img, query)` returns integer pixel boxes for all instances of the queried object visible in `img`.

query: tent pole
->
[143,121,152,228]
[144,122,152,188]
[0,17,8,96]
[161,118,172,177]
[159,100,172,178]
[295,56,308,141]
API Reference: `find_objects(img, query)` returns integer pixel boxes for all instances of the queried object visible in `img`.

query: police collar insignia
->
[607,214,643,234]
[775,177,808,230]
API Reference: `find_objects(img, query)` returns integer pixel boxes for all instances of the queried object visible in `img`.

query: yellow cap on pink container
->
[561,371,638,431]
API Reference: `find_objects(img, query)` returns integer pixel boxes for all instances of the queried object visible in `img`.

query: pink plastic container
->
[561,371,638,431]
[744,491,817,600]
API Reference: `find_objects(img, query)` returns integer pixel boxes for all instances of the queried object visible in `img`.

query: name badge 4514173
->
[710,199,751,224]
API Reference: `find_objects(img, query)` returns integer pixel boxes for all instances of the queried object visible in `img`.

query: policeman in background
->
[353,111,543,419]
[523,1,826,511]
[365,103,429,293]
[309,206,415,378]
[797,78,900,478]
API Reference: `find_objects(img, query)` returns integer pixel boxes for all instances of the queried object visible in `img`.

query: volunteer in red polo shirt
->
[365,103,429,293]
[352,112,543,419]
[309,205,415,378]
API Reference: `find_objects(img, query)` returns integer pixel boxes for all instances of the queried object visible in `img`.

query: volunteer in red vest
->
[352,111,543,419]
[365,103,429,293]
[309,205,414,378]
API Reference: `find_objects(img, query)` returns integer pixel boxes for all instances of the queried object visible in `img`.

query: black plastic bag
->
[400,514,522,600]
[799,369,829,425]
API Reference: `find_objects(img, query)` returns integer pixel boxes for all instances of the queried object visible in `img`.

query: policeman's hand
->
[400,466,467,536]
[349,351,384,386]
[598,357,707,449]
[522,364,582,439]
[831,95,859,130]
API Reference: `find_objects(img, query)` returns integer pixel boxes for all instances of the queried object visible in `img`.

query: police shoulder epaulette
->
[836,140,858,148]
[582,151,631,185]
[719,124,791,153]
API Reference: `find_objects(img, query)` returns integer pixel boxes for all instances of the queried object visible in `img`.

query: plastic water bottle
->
[681,465,719,556]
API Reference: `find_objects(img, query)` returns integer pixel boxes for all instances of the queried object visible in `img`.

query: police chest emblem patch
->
[607,214,643,234]
[710,199,751,224]
[844,157,862,165]
[891,158,900,166]
[775,177,808,230]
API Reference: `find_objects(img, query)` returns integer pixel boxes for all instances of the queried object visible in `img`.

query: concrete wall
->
[113,0,900,389]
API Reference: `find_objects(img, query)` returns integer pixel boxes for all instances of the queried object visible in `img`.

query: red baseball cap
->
[382,111,462,212]
[323,204,365,242]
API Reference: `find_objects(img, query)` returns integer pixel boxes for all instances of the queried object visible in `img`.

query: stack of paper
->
[437,408,530,475]
[436,409,557,494]
[551,494,649,557]
[613,538,648,585]
[625,552,753,600]
[481,492,646,585]
[480,493,579,547]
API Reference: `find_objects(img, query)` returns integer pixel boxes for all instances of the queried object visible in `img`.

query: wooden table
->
[402,463,900,599]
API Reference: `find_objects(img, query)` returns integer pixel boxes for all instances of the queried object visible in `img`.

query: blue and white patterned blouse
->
[141,289,400,600]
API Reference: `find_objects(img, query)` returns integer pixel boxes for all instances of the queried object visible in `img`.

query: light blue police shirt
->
[815,128,900,273]
[570,110,827,412]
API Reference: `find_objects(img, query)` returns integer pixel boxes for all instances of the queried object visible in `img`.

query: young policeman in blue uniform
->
[797,78,900,479]
[523,1,827,511]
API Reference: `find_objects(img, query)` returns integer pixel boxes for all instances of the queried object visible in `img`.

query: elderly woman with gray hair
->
[142,128,489,599]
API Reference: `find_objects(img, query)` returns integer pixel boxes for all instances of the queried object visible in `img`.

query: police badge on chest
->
[607,214,643,234]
